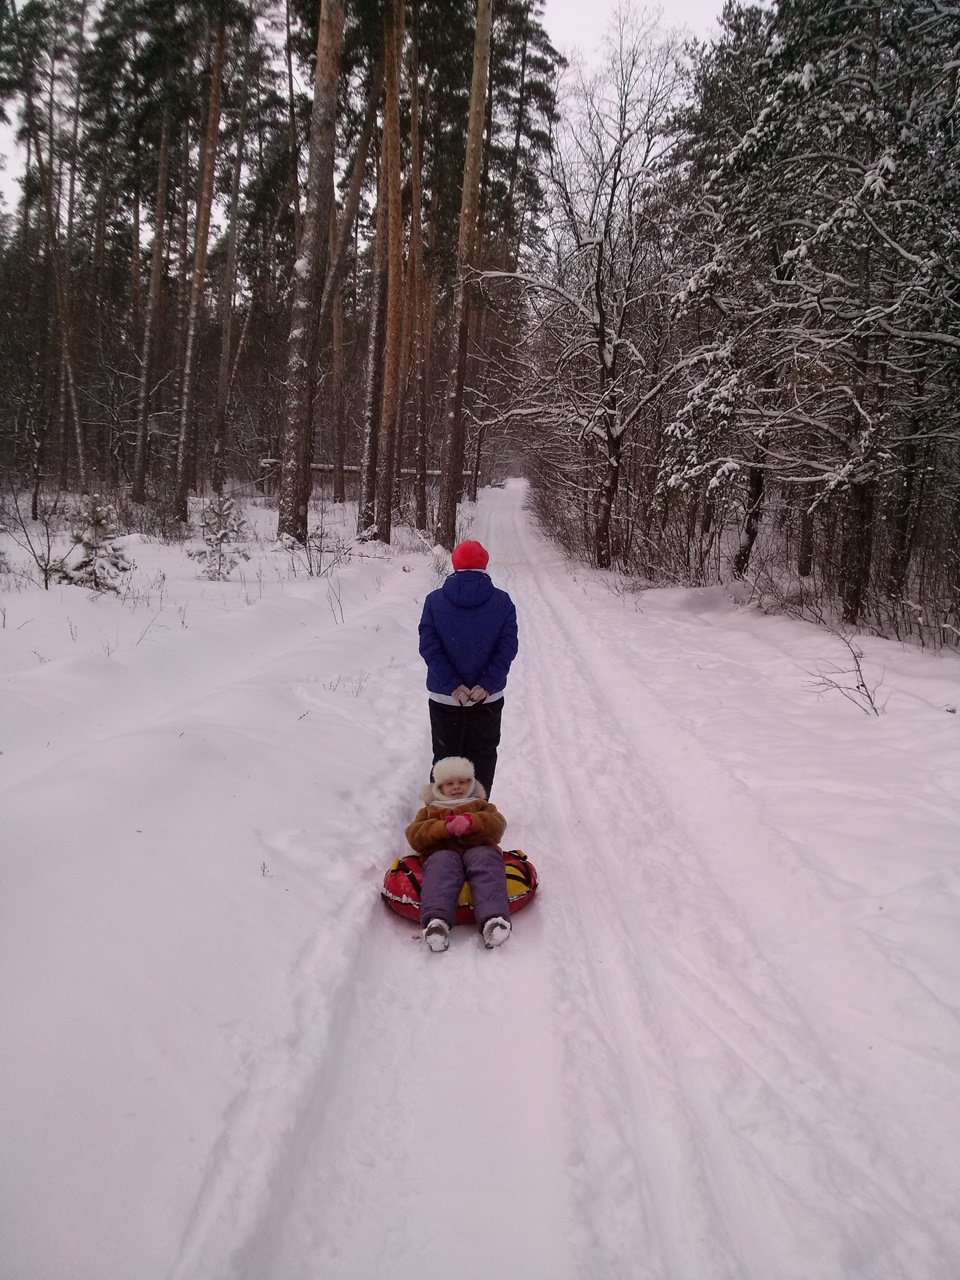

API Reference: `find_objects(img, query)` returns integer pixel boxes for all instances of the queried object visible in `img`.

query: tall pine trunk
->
[331,201,346,504]
[732,442,766,579]
[593,433,621,569]
[173,118,191,388]
[841,479,876,625]
[317,66,383,333]
[374,0,405,544]
[212,16,253,496]
[132,105,172,503]
[284,0,303,258]
[436,0,494,549]
[408,2,428,531]
[175,16,227,519]
[277,0,346,543]
[314,63,386,512]
[357,156,389,538]
[798,497,814,579]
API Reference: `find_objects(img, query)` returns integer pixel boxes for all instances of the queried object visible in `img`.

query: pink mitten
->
[445,813,473,837]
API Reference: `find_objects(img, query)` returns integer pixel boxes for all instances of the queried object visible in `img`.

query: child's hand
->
[444,813,473,837]
[468,685,489,703]
[451,685,473,706]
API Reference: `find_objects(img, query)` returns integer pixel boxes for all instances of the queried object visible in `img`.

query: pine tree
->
[673,0,960,627]
[61,494,133,590]
[187,493,250,578]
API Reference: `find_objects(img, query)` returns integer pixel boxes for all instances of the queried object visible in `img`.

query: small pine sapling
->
[60,495,134,592]
[188,495,251,580]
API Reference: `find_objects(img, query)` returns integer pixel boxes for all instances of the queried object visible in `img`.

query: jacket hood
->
[441,569,495,609]
[421,780,488,806]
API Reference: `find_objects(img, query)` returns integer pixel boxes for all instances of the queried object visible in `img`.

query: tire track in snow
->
[165,548,577,1280]
[214,816,578,1279]
[209,872,577,1279]
[487,489,954,1280]
[501,532,753,1279]
[162,570,439,1280]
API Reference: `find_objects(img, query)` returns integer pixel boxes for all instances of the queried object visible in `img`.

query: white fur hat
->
[432,756,475,786]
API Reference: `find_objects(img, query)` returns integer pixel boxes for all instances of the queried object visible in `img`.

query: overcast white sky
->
[541,0,725,59]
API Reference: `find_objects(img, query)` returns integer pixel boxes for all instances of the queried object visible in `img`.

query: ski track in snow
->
[495,498,954,1280]
[158,486,957,1280]
[4,486,959,1280]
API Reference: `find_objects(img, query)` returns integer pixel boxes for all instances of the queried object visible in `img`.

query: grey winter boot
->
[482,916,511,949]
[423,918,451,952]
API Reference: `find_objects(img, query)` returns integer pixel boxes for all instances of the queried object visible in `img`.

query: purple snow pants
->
[420,846,510,930]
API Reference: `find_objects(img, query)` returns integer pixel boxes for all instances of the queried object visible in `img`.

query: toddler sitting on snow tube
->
[382,756,538,948]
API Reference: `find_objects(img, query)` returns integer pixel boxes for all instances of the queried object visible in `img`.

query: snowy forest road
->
[177,482,959,1280]
[4,482,959,1280]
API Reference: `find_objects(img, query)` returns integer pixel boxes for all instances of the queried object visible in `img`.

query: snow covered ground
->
[2,479,959,1280]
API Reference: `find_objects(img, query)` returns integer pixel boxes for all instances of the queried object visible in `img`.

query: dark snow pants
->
[429,698,503,797]
[420,846,510,931]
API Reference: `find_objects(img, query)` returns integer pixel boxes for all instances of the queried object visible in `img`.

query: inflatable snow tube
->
[382,849,539,925]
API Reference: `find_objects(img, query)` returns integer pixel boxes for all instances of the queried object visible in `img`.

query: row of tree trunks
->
[9,0,88,492]
[280,0,497,549]
[6,0,543,549]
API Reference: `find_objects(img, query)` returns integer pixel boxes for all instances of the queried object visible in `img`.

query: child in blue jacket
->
[418,540,518,796]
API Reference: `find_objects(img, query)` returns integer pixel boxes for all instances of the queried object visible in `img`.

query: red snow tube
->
[381,849,539,925]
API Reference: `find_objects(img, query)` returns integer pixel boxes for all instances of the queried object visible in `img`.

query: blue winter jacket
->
[419,570,519,697]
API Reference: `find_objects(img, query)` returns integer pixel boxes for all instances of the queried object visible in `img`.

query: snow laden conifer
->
[188,495,250,580]
[672,0,960,627]
[60,495,134,593]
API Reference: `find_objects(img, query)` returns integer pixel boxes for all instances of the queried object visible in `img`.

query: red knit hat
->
[451,540,490,571]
